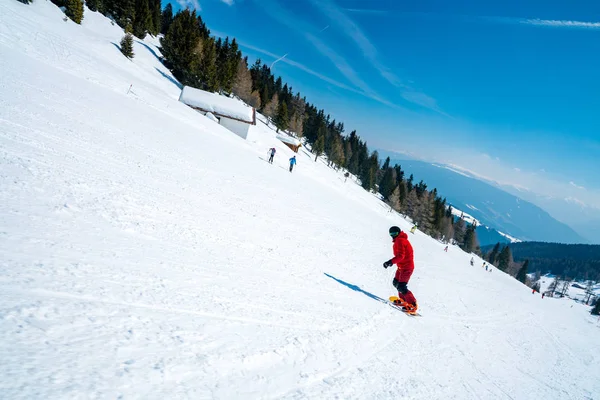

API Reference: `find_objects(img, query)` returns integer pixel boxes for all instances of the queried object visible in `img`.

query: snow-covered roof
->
[179,86,255,124]
[276,134,301,147]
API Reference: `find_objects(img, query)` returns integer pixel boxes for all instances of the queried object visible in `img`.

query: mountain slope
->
[1,2,599,399]
[381,157,587,244]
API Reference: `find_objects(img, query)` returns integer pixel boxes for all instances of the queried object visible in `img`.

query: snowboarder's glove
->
[383,260,393,268]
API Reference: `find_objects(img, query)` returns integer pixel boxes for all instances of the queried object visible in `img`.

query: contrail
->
[320,25,330,32]
[270,53,288,70]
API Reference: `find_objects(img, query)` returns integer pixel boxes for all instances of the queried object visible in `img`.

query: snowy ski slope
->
[1,2,599,399]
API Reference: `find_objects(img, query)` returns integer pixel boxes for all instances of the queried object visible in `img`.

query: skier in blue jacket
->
[289,156,296,172]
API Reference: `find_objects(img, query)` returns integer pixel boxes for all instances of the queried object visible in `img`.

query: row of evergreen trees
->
[486,243,529,281]
[47,0,162,34]
[158,9,241,93]
[156,5,482,250]
[87,0,162,38]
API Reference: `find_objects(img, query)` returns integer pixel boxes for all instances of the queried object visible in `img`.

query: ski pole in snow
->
[127,84,133,95]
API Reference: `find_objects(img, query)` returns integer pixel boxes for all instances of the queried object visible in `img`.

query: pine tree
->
[313,123,326,161]
[462,224,478,253]
[65,0,84,24]
[150,0,161,35]
[330,135,345,168]
[199,37,218,91]
[132,0,151,39]
[160,9,201,85]
[120,32,135,58]
[109,0,135,29]
[360,151,379,191]
[516,259,529,283]
[381,156,391,170]
[487,242,501,265]
[161,3,173,34]
[498,245,512,272]
[274,102,289,132]
[453,218,466,246]
[379,168,396,200]
[86,0,100,11]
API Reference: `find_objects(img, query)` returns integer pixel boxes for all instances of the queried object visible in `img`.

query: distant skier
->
[444,245,448,252]
[410,225,417,234]
[383,226,418,314]
[482,262,486,269]
[542,293,545,299]
[485,264,489,271]
[268,147,276,164]
[289,156,296,172]
[470,257,474,266]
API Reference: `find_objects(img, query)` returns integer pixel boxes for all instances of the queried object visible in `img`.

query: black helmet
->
[389,226,401,237]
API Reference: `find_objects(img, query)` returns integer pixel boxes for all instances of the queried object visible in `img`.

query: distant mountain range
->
[380,157,587,245]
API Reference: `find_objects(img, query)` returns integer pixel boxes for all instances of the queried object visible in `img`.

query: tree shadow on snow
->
[324,273,387,304]
[110,42,121,53]
[135,40,162,62]
[155,67,182,89]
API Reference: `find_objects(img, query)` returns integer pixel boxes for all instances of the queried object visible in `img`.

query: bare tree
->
[547,276,560,297]
[584,281,595,305]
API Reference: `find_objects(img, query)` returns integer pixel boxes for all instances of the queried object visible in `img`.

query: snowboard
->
[388,296,421,316]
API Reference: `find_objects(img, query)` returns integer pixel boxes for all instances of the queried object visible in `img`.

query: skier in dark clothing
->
[268,147,276,164]
[289,156,296,172]
[383,226,418,314]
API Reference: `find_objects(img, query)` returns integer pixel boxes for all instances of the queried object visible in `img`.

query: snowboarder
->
[268,147,276,164]
[383,226,418,314]
[444,245,448,252]
[289,156,296,172]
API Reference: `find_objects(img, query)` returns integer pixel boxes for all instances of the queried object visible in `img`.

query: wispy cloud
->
[175,0,201,10]
[570,181,586,190]
[342,9,600,32]
[251,0,402,109]
[212,33,400,106]
[520,19,600,29]
[345,8,387,15]
[220,0,234,5]
[565,196,588,208]
[309,0,444,114]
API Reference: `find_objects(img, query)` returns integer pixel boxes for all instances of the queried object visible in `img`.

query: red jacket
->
[391,232,414,271]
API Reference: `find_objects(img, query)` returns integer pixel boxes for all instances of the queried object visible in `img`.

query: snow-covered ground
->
[450,205,522,243]
[1,2,599,399]
[449,206,481,227]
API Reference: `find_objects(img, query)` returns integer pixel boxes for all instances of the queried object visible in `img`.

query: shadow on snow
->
[324,273,387,304]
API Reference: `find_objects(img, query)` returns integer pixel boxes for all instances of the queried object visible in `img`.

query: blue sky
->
[164,0,600,236]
